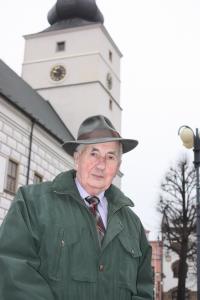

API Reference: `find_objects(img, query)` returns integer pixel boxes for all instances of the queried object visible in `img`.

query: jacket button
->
[99,264,104,272]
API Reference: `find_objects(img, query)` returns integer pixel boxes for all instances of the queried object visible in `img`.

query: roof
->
[0,59,74,147]
[45,0,104,32]
[43,18,101,33]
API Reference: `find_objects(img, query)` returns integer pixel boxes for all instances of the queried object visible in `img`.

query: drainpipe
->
[26,120,34,185]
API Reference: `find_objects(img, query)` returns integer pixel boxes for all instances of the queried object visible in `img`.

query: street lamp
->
[178,126,200,300]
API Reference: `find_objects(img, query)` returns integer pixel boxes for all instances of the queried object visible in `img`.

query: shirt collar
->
[75,177,105,204]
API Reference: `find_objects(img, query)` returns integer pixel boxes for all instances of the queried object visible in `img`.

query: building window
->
[56,41,65,52]
[109,98,113,110]
[5,159,18,194]
[106,73,113,90]
[171,260,179,278]
[165,249,171,262]
[33,172,43,184]
[109,50,113,62]
[0,155,7,193]
[172,260,188,278]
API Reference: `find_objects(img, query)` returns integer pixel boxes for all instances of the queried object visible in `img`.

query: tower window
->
[109,98,113,110]
[106,73,113,90]
[56,41,65,52]
[109,50,113,62]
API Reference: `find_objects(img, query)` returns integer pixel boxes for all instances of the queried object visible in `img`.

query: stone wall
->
[0,96,73,225]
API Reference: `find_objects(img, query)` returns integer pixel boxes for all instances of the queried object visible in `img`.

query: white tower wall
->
[22,24,122,137]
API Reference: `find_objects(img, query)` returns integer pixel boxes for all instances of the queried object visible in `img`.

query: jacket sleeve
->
[0,188,55,300]
[133,225,154,300]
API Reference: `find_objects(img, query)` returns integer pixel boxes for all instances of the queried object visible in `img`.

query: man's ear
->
[114,160,121,178]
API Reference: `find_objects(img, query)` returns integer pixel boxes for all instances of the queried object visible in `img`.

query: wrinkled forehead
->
[85,142,122,154]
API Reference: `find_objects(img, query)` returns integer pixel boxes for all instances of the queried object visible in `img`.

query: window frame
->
[33,172,43,184]
[56,41,65,52]
[109,50,113,62]
[5,159,18,194]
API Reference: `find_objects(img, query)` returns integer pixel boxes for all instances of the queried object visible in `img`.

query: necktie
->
[85,196,105,244]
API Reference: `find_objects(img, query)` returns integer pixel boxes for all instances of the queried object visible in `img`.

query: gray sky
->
[1,0,200,239]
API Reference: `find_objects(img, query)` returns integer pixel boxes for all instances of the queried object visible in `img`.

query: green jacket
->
[0,170,153,300]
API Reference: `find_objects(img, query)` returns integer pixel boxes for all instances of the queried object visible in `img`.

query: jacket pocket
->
[118,233,142,295]
[67,227,97,283]
[39,224,97,284]
[39,225,65,281]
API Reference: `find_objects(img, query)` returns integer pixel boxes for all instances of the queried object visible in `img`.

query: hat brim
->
[62,137,138,156]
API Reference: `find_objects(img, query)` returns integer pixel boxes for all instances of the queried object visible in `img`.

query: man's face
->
[74,142,121,195]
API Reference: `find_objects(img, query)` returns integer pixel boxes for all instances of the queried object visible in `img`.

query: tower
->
[21,0,122,137]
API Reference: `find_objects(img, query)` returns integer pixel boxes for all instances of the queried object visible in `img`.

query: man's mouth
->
[92,174,104,179]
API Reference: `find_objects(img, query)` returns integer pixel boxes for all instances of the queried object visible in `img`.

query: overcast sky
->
[1,0,200,239]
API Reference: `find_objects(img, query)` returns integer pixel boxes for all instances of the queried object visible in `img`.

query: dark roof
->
[43,18,101,33]
[45,0,104,32]
[0,59,74,147]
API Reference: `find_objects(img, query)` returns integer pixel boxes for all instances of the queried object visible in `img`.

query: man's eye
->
[107,155,116,160]
[90,151,98,157]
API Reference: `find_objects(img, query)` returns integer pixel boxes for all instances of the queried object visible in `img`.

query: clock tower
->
[21,0,122,137]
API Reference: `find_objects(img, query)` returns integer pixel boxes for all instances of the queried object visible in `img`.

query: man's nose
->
[96,156,106,169]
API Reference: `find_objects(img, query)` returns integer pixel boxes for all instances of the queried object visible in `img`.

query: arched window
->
[171,260,179,278]
[171,260,188,278]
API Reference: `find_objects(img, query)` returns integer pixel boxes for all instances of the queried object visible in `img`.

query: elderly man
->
[0,115,153,300]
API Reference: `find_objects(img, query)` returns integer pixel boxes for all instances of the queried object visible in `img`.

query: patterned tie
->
[85,196,105,244]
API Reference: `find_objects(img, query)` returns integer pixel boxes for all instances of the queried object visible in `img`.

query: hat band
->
[78,129,121,141]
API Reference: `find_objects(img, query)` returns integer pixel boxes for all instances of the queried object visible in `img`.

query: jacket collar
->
[52,169,134,211]
[52,169,81,199]
[105,183,134,215]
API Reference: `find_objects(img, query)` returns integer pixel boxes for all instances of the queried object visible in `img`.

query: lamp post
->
[178,126,200,300]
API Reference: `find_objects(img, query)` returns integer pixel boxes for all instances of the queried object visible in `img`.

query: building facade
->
[150,239,163,300]
[22,1,122,137]
[162,246,197,300]
[0,60,74,225]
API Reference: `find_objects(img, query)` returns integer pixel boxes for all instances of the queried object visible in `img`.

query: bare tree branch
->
[157,158,197,299]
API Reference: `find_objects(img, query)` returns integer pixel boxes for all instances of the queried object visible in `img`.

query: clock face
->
[50,65,66,81]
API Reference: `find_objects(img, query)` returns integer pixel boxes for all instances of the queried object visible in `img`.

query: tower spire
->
[47,0,104,27]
